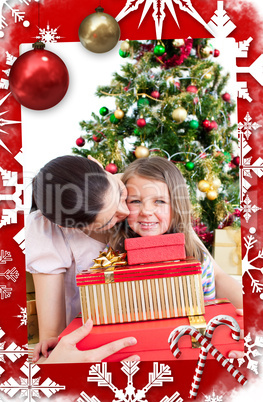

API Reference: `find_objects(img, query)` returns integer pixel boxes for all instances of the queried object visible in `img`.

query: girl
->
[26,155,134,362]
[110,156,242,309]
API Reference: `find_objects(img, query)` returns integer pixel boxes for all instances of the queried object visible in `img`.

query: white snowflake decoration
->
[0,250,12,264]
[0,361,66,400]
[116,0,236,39]
[240,195,261,223]
[35,23,61,43]
[0,327,28,377]
[15,306,27,327]
[78,362,183,402]
[0,266,19,282]
[238,113,263,213]
[0,0,33,38]
[0,284,12,299]
[204,390,223,402]
[237,332,263,374]
[243,229,263,298]
[0,167,24,229]
[13,227,26,254]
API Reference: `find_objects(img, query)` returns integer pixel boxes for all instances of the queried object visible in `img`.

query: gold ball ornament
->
[135,145,150,159]
[201,46,211,58]
[78,6,120,53]
[172,106,187,123]
[120,40,130,52]
[173,39,185,47]
[114,109,125,119]
[206,189,218,200]
[210,177,221,189]
[198,180,210,193]
[204,72,212,79]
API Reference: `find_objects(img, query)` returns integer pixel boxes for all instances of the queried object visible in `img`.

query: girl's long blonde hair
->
[110,156,205,263]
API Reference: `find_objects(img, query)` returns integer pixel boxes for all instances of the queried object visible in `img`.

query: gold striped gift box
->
[76,258,204,325]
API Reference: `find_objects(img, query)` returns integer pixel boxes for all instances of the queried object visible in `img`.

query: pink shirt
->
[25,210,106,325]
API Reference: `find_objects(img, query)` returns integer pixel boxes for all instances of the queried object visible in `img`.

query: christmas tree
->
[73,39,240,249]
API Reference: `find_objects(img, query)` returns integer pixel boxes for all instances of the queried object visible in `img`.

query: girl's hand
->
[228,309,244,360]
[43,319,140,363]
[32,337,59,362]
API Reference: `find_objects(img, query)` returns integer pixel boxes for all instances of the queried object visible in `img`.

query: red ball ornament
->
[151,90,160,99]
[193,97,199,104]
[137,118,146,127]
[202,119,212,131]
[92,134,102,142]
[9,42,69,110]
[174,81,180,89]
[213,49,220,57]
[186,85,198,94]
[76,137,85,147]
[210,120,218,130]
[105,163,118,174]
[222,92,231,102]
[232,156,240,166]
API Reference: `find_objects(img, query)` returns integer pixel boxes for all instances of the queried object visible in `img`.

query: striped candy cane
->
[168,325,247,390]
[189,315,241,399]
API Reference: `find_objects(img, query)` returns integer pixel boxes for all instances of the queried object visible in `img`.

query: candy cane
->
[189,315,241,399]
[168,325,247,388]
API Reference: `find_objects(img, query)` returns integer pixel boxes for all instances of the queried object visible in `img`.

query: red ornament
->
[9,42,69,110]
[193,97,199,104]
[105,163,118,174]
[222,92,231,102]
[137,118,146,127]
[210,120,218,130]
[92,134,102,142]
[76,137,85,147]
[232,156,240,166]
[174,81,180,89]
[213,49,220,57]
[151,90,160,99]
[202,119,212,131]
[186,85,198,94]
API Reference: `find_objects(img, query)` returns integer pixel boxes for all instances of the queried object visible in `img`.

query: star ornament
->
[116,0,214,39]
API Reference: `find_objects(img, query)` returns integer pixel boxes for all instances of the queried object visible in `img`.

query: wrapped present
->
[27,294,39,344]
[213,228,242,275]
[77,254,204,325]
[60,300,243,362]
[125,233,186,265]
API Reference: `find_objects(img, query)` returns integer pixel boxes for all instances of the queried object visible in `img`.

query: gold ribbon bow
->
[91,247,127,283]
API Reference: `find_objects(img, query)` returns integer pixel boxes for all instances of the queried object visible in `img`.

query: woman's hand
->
[228,309,244,360]
[32,337,59,362]
[43,319,140,363]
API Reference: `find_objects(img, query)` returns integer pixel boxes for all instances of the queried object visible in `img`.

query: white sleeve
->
[25,210,73,275]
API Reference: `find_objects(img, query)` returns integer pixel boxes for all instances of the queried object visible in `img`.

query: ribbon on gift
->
[214,228,241,270]
[91,247,127,283]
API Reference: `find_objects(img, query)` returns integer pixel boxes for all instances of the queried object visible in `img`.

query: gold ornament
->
[206,189,218,200]
[173,39,185,47]
[91,247,127,270]
[198,180,210,193]
[78,6,120,53]
[204,72,212,79]
[172,106,187,123]
[135,145,150,158]
[210,177,221,189]
[114,108,125,119]
[120,40,130,52]
[201,46,211,58]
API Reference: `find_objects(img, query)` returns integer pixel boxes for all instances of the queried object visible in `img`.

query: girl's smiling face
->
[126,175,172,237]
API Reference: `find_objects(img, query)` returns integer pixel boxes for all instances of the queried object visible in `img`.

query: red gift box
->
[124,233,186,265]
[59,300,244,362]
[77,258,204,325]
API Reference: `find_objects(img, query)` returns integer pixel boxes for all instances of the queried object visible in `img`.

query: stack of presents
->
[60,232,243,361]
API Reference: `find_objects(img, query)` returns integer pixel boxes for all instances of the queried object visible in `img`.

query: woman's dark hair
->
[31,155,110,228]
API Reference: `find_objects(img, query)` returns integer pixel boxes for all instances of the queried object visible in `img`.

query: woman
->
[26,155,129,362]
